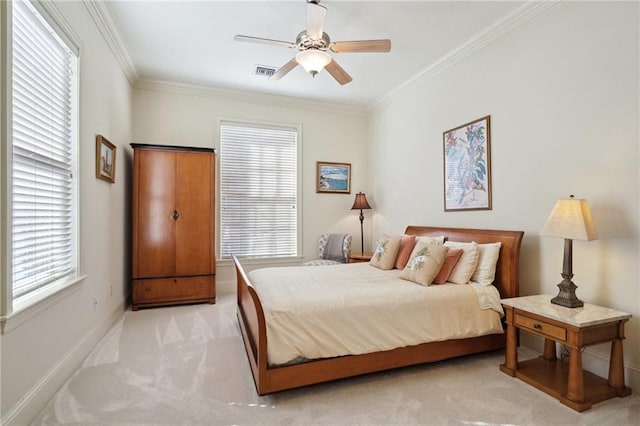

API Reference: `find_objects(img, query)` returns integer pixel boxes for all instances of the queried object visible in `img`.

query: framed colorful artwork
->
[443,115,491,211]
[316,161,351,194]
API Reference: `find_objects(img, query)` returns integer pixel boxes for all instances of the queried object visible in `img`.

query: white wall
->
[368,1,639,389]
[1,2,637,423]
[0,2,132,424]
[131,82,369,289]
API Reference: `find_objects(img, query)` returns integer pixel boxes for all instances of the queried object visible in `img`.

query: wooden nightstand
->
[348,253,372,263]
[500,295,632,412]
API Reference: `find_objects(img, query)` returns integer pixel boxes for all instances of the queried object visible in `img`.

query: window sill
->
[217,256,303,268]
[1,274,88,334]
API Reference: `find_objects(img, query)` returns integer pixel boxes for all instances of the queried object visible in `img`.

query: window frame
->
[1,0,84,333]
[217,118,303,262]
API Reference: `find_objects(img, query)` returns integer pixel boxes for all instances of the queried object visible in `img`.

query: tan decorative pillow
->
[443,241,480,284]
[433,248,464,284]
[394,234,417,269]
[369,234,401,270]
[399,242,448,286]
[472,242,502,285]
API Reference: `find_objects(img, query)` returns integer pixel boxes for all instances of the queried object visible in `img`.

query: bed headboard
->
[404,226,524,299]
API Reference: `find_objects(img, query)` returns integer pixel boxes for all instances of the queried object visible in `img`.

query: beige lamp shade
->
[540,195,598,241]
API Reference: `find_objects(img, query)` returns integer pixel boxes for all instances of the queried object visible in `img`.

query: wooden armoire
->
[131,144,216,310]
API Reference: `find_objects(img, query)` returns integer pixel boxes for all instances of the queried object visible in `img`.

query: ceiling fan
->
[234,0,391,85]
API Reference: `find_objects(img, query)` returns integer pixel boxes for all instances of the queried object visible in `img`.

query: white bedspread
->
[249,263,504,366]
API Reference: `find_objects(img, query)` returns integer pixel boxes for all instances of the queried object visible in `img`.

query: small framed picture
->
[96,135,116,183]
[443,115,492,211]
[316,161,351,194]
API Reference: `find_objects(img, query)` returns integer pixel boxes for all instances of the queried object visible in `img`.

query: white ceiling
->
[103,1,525,108]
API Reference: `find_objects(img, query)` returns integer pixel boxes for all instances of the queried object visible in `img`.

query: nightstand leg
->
[567,346,584,402]
[543,339,556,360]
[502,307,518,374]
[506,324,518,369]
[608,338,625,390]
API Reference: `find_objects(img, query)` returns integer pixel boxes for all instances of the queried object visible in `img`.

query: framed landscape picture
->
[96,135,117,183]
[443,115,492,211]
[316,161,351,194]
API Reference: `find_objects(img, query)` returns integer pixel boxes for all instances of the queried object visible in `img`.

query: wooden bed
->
[234,225,524,395]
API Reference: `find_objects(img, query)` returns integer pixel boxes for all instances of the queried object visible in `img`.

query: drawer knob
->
[533,323,542,329]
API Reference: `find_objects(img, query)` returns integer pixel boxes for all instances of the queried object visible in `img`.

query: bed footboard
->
[233,255,269,394]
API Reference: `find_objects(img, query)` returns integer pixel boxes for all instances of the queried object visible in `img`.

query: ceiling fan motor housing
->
[296,31,330,51]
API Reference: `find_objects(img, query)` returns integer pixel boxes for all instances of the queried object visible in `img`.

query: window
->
[9,0,78,303]
[219,121,299,259]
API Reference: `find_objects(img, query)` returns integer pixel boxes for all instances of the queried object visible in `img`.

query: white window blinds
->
[220,122,298,259]
[11,0,77,298]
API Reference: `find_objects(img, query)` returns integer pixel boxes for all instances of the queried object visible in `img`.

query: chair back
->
[318,233,352,263]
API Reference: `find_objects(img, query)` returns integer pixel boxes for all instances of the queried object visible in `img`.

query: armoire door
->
[175,151,215,276]
[133,149,177,278]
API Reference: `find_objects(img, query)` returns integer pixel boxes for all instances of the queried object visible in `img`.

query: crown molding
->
[82,0,138,84]
[369,0,559,112]
[79,0,557,116]
[135,79,369,117]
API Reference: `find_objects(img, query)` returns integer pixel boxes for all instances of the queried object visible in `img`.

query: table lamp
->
[351,192,371,254]
[540,195,598,308]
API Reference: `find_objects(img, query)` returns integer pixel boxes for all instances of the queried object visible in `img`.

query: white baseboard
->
[3,301,126,426]
[581,346,640,391]
[217,279,235,295]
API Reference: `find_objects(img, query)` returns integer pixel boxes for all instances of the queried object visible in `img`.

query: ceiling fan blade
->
[324,59,352,85]
[329,39,392,53]
[270,57,299,80]
[306,1,327,41]
[234,35,296,49]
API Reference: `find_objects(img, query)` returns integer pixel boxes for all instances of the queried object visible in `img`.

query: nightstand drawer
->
[515,313,567,341]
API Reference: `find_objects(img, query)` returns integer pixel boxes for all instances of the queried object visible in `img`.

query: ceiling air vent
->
[254,65,277,78]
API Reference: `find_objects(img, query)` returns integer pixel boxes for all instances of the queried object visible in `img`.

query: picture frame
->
[443,115,491,211]
[316,161,351,194]
[96,135,117,183]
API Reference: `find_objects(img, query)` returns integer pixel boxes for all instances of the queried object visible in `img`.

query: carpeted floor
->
[33,291,640,425]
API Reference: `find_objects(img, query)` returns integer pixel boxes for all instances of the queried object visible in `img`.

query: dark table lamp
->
[540,195,598,308]
[351,192,371,254]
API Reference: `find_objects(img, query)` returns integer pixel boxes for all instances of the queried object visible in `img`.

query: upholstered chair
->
[303,233,352,266]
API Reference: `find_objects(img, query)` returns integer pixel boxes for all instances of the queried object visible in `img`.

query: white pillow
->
[443,241,480,284]
[472,242,502,286]
[416,235,445,245]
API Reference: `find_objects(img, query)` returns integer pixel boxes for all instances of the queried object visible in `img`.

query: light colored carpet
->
[33,291,639,425]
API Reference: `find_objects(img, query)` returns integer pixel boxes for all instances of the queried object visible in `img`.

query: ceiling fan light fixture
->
[295,49,331,76]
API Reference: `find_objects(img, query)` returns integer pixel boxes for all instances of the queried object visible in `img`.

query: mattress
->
[249,262,504,366]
